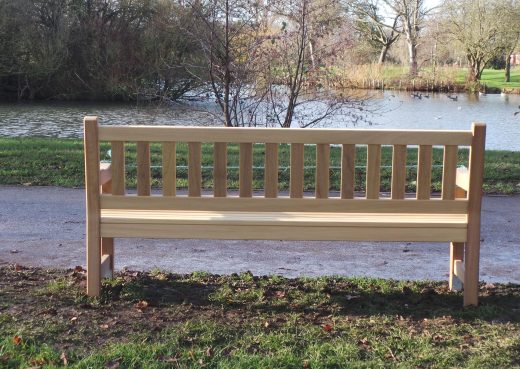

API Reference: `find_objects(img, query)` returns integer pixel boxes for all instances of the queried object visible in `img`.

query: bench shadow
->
[103,274,520,323]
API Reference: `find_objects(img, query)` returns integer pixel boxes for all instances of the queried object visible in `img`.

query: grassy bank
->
[1,266,519,368]
[331,64,520,93]
[1,137,519,194]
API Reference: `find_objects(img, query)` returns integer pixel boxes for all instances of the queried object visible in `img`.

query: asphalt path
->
[1,185,519,283]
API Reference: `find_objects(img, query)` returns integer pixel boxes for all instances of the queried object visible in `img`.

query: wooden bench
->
[83,117,486,306]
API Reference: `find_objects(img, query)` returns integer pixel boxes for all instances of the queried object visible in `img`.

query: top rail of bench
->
[97,125,473,145]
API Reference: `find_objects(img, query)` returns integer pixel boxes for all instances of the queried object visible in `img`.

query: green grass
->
[1,137,519,194]
[0,266,519,368]
[455,68,520,91]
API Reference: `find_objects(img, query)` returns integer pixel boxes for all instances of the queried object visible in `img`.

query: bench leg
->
[463,239,480,306]
[87,234,101,297]
[449,242,464,291]
[101,237,114,278]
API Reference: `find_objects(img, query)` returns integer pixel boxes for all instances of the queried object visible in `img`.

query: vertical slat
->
[416,145,432,200]
[290,143,304,198]
[162,142,176,196]
[83,116,101,297]
[464,123,486,306]
[214,142,227,197]
[391,145,407,200]
[101,181,114,275]
[366,144,381,199]
[136,142,151,196]
[111,141,125,195]
[239,143,253,197]
[264,143,278,198]
[188,142,202,197]
[442,145,458,200]
[316,144,330,199]
[341,144,356,199]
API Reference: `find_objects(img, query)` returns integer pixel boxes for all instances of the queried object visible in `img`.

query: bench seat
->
[101,209,468,242]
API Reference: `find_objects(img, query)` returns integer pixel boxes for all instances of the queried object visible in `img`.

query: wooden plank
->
[111,141,125,195]
[101,180,114,274]
[239,143,253,197]
[101,195,469,214]
[290,143,304,198]
[102,209,467,228]
[391,145,407,200]
[99,163,112,186]
[341,144,356,199]
[213,142,227,197]
[366,144,381,199]
[83,116,101,297]
[417,145,432,200]
[101,223,467,242]
[456,167,470,192]
[136,142,151,196]
[449,242,465,291]
[453,260,465,286]
[162,142,176,196]
[188,142,202,197]
[264,143,279,198]
[100,254,113,279]
[316,144,330,199]
[442,145,458,200]
[464,123,486,306]
[99,126,473,145]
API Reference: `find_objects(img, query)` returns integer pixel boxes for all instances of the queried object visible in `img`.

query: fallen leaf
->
[264,321,270,328]
[275,291,286,299]
[205,347,214,357]
[198,358,204,365]
[323,324,333,332]
[105,358,121,369]
[358,338,370,348]
[70,316,78,322]
[74,266,85,273]
[60,352,68,366]
[99,324,109,329]
[135,300,149,310]
[12,336,22,345]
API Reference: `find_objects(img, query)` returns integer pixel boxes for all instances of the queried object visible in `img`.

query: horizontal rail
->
[100,195,469,214]
[98,126,473,145]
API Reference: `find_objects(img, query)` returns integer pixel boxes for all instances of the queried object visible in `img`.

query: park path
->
[1,185,519,283]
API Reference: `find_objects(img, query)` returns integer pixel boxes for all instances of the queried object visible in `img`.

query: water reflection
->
[0,91,519,151]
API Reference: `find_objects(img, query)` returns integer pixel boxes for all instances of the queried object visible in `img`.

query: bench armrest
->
[99,162,112,186]
[455,167,469,192]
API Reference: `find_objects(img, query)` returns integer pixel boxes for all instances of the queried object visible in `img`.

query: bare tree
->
[443,0,514,82]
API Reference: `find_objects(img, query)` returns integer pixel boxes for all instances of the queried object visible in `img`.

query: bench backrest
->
[84,117,485,215]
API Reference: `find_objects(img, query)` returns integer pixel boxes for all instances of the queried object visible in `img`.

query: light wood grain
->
[101,223,467,242]
[101,177,114,274]
[449,242,464,291]
[341,144,356,199]
[264,143,278,198]
[316,144,330,199]
[290,143,304,198]
[162,142,176,196]
[111,141,125,195]
[417,145,432,200]
[442,145,458,200]
[366,144,381,199]
[99,126,473,145]
[136,142,151,196]
[456,167,470,192]
[84,116,101,297]
[464,123,486,306]
[101,195,469,214]
[391,145,407,200]
[239,143,253,197]
[213,142,227,197]
[188,142,202,197]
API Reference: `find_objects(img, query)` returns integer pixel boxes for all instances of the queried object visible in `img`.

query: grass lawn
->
[1,137,519,194]
[1,266,519,368]
[456,68,520,90]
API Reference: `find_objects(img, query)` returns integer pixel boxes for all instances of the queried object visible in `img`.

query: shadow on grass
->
[102,271,520,323]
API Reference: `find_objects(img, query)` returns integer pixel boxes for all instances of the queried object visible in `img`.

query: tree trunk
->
[505,53,512,82]
[407,39,418,76]
[467,60,481,82]
[378,44,389,64]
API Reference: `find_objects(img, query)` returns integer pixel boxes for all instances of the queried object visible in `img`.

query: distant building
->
[511,52,520,65]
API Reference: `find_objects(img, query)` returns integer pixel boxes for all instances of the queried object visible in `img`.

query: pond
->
[0,91,519,150]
